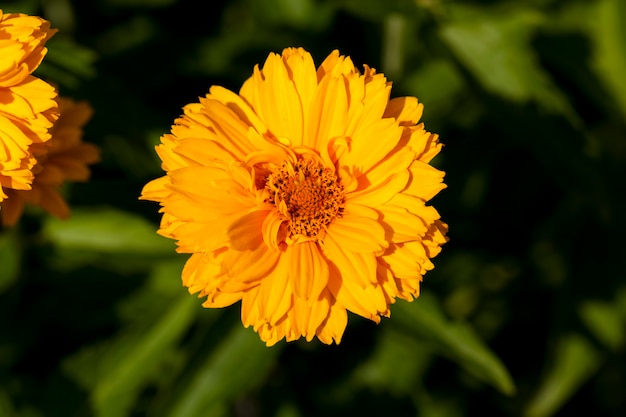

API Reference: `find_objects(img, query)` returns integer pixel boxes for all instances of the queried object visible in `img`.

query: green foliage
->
[439,4,575,120]
[1,0,625,416]
[62,272,198,417]
[0,230,20,293]
[37,36,97,88]
[41,207,177,271]
[165,326,283,417]
[588,0,626,116]
[579,298,625,352]
[524,334,603,417]
[393,293,516,396]
[43,207,173,254]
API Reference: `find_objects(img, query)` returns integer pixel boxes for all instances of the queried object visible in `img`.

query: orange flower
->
[1,98,100,226]
[0,9,58,200]
[141,48,448,345]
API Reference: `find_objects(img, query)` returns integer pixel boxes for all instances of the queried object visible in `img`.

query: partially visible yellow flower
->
[141,47,448,346]
[0,9,58,200]
[1,98,100,226]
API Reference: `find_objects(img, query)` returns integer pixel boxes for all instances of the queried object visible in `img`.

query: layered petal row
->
[0,10,58,201]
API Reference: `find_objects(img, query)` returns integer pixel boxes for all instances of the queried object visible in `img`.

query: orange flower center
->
[266,158,344,239]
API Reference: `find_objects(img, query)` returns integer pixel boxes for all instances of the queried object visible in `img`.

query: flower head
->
[1,97,100,226]
[0,9,58,200]
[141,47,448,345]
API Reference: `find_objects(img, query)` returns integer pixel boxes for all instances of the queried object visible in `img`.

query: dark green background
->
[1,0,625,416]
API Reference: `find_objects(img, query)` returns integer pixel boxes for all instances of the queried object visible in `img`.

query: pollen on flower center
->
[266,158,344,239]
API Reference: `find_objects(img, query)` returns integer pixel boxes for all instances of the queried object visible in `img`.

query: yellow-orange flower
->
[0,9,58,201]
[141,47,448,346]
[1,97,100,226]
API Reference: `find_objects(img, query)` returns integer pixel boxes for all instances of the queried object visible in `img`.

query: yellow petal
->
[139,176,171,201]
[384,193,442,237]
[326,260,387,323]
[347,168,409,207]
[168,165,254,216]
[341,117,402,174]
[257,252,292,324]
[325,203,388,253]
[261,209,286,249]
[410,130,443,163]
[227,209,272,251]
[305,71,348,152]
[209,85,268,137]
[403,161,447,202]
[361,67,391,124]
[377,203,425,243]
[383,96,424,126]
[257,52,304,145]
[174,137,243,165]
[422,219,449,258]
[321,231,378,288]
[201,98,257,158]
[154,134,188,171]
[349,145,414,194]
[375,258,403,303]
[317,50,356,80]
[0,117,32,162]
[383,240,432,278]
[287,240,329,302]
[183,252,217,295]
[314,294,347,344]
[282,48,317,145]
[304,291,332,340]
[168,220,230,254]
[222,244,281,288]
[240,286,262,328]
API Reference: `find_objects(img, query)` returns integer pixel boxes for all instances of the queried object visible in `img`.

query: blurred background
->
[1,0,625,416]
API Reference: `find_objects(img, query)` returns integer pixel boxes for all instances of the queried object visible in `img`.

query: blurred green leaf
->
[414,393,464,417]
[41,0,76,32]
[350,327,433,395]
[246,0,326,29]
[338,0,416,22]
[62,261,198,417]
[105,0,177,7]
[402,58,466,121]
[92,296,197,417]
[42,207,174,255]
[116,259,191,322]
[0,391,16,417]
[530,241,567,287]
[579,300,625,351]
[524,333,603,417]
[0,0,40,15]
[104,134,166,179]
[0,389,43,417]
[615,287,626,322]
[392,293,515,396]
[0,230,20,293]
[440,4,575,120]
[589,0,626,116]
[274,402,303,417]
[37,36,97,88]
[95,15,158,55]
[186,35,255,76]
[166,325,282,417]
